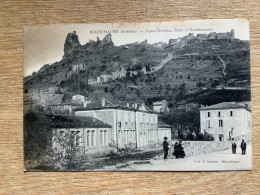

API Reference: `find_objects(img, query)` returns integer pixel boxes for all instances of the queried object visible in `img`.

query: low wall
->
[168,141,231,157]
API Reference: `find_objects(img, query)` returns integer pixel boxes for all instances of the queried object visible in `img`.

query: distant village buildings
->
[200,102,251,142]
[112,66,127,79]
[66,63,85,78]
[51,94,92,115]
[153,100,169,113]
[24,87,63,114]
[168,29,235,47]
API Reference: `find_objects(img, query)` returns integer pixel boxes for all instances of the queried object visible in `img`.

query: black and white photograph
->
[23,19,252,171]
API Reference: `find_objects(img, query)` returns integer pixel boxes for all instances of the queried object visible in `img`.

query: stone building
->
[153,100,169,113]
[24,88,64,113]
[200,102,251,142]
[51,103,81,116]
[72,94,85,104]
[112,66,127,79]
[52,115,112,156]
[157,121,172,143]
[74,98,163,150]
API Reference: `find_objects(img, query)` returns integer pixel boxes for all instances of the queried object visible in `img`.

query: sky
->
[23,19,249,77]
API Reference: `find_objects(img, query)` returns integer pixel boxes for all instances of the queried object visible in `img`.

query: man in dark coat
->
[163,137,169,160]
[232,138,237,154]
[241,139,247,155]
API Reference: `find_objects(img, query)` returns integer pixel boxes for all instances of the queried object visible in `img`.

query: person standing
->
[241,139,247,155]
[178,140,186,158]
[173,142,179,159]
[232,138,237,154]
[163,137,169,160]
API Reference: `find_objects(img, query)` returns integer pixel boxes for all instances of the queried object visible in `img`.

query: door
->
[219,134,224,141]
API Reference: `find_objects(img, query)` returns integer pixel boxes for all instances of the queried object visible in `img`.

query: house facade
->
[157,121,172,142]
[200,102,251,142]
[153,100,169,113]
[74,98,160,150]
[52,115,112,157]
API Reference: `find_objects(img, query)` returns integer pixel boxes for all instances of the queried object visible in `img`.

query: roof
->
[51,102,82,106]
[200,102,251,111]
[158,121,172,128]
[74,98,155,113]
[49,115,112,128]
[83,99,115,110]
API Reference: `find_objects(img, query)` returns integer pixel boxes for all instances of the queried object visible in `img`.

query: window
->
[219,120,223,127]
[219,134,224,141]
[230,111,233,116]
[132,130,135,142]
[218,111,221,117]
[104,130,107,145]
[100,130,103,145]
[208,112,211,117]
[87,131,90,147]
[100,130,108,146]
[207,120,211,128]
[87,130,96,147]
[124,130,127,143]
[127,130,129,143]
[75,132,80,147]
[91,130,95,146]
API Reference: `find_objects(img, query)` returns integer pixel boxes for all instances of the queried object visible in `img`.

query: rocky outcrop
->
[97,33,114,47]
[63,31,81,58]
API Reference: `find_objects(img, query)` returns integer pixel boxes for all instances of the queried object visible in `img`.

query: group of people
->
[163,137,247,160]
[163,137,186,159]
[232,139,247,155]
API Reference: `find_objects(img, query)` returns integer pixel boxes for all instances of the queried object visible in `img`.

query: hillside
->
[24,32,251,107]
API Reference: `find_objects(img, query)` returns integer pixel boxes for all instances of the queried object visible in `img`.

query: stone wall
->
[168,141,231,157]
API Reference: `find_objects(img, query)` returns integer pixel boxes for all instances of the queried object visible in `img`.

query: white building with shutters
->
[74,98,169,150]
[200,102,251,142]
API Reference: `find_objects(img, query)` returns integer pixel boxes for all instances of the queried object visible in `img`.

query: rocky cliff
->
[63,31,81,58]
[24,31,250,107]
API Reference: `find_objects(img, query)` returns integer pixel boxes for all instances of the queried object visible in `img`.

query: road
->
[103,144,252,171]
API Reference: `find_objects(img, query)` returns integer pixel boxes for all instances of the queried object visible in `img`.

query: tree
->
[126,71,131,79]
[210,79,220,88]
[52,131,83,170]
[160,108,200,140]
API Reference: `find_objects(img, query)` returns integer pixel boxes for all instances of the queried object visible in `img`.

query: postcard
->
[23,19,252,171]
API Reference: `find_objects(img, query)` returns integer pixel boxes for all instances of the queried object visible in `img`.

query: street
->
[102,144,252,171]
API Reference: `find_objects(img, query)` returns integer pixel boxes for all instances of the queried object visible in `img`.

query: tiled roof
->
[200,102,251,111]
[83,99,116,109]
[48,115,112,128]
[158,121,172,128]
[75,98,154,113]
